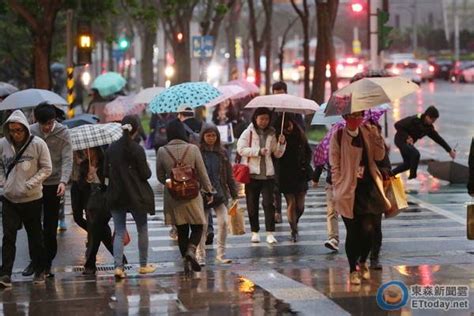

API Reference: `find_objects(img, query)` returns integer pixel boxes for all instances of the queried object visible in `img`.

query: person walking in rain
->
[275,116,312,242]
[237,107,286,244]
[0,110,52,287]
[156,119,214,274]
[330,110,391,285]
[22,103,72,278]
[196,123,238,265]
[391,105,456,183]
[105,115,156,279]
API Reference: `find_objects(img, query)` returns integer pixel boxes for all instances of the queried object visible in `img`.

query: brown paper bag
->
[467,203,474,240]
[384,176,409,218]
[228,200,245,235]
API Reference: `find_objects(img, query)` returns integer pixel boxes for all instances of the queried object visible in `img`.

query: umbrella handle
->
[281,112,286,136]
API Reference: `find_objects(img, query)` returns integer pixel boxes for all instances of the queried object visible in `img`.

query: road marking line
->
[407,195,465,225]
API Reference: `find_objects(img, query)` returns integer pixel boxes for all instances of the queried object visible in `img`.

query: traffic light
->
[351,2,364,13]
[76,21,92,65]
[118,37,129,50]
[176,32,184,43]
[377,9,393,53]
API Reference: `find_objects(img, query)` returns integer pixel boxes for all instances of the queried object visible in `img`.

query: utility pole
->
[66,9,75,118]
[413,0,418,53]
[369,0,381,70]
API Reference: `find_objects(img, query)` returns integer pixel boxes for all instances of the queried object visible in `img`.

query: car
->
[449,61,474,83]
[459,64,474,83]
[435,60,453,80]
[416,60,435,82]
[384,61,422,84]
[336,57,365,79]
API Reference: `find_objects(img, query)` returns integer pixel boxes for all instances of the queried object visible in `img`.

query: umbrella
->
[325,77,418,116]
[427,160,469,184]
[0,89,68,110]
[104,95,144,122]
[311,103,341,125]
[69,123,123,151]
[92,72,126,98]
[0,82,18,98]
[149,82,221,114]
[204,85,246,108]
[133,87,166,105]
[63,114,100,128]
[223,79,259,98]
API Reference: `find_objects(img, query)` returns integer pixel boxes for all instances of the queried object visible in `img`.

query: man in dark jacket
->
[469,138,474,196]
[392,106,456,180]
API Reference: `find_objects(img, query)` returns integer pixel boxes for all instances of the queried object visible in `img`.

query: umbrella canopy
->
[149,82,221,114]
[104,95,144,122]
[0,89,68,110]
[245,94,319,114]
[223,79,259,98]
[133,87,166,105]
[92,72,126,98]
[204,85,246,108]
[0,82,18,98]
[311,103,341,125]
[63,114,100,128]
[325,77,418,116]
[427,160,469,184]
[69,123,123,151]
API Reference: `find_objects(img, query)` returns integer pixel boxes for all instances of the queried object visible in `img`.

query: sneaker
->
[266,234,278,244]
[114,268,127,279]
[359,262,370,280]
[370,259,382,270]
[350,271,361,285]
[0,275,12,288]
[405,178,421,191]
[215,256,232,264]
[205,232,214,245]
[197,257,206,267]
[33,272,45,285]
[290,231,298,243]
[138,264,156,274]
[45,267,54,278]
[58,219,67,232]
[324,238,339,252]
[251,232,260,243]
[22,262,35,277]
[274,213,282,224]
[169,227,178,241]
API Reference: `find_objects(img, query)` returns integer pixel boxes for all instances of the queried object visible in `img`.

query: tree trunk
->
[141,27,156,88]
[302,22,310,98]
[253,45,261,88]
[312,2,329,105]
[33,33,52,89]
[172,34,191,84]
[264,5,273,94]
[107,42,114,71]
[226,0,241,80]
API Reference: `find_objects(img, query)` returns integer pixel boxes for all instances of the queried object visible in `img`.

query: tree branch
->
[7,0,40,31]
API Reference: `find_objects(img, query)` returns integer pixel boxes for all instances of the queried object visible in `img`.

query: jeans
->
[84,208,114,270]
[111,210,149,269]
[284,191,306,233]
[245,179,275,233]
[1,199,45,276]
[325,184,339,242]
[40,185,61,268]
[342,213,382,272]
[392,141,420,179]
[197,203,229,260]
[176,224,203,257]
[70,181,89,232]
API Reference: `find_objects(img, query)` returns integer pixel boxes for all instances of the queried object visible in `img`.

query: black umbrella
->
[63,114,99,128]
[427,160,469,184]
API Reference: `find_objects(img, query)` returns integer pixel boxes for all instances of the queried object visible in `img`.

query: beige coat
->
[156,140,213,225]
[236,123,286,176]
[329,124,391,219]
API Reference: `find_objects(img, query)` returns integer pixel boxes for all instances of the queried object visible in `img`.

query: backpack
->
[163,145,200,200]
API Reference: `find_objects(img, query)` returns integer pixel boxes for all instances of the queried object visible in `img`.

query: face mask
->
[345,117,364,130]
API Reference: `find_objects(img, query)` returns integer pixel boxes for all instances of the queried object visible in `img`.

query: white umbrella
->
[0,82,18,98]
[69,123,123,151]
[245,94,319,133]
[0,89,68,110]
[205,85,246,108]
[312,102,391,125]
[133,87,166,105]
[325,76,418,116]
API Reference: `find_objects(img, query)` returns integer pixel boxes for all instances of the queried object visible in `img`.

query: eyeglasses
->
[9,128,26,134]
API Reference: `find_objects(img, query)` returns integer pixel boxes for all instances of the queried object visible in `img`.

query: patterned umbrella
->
[0,89,68,110]
[0,82,18,98]
[149,82,221,114]
[92,72,126,98]
[69,123,123,150]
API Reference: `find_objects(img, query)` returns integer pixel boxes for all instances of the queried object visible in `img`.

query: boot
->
[22,262,35,277]
[185,245,201,272]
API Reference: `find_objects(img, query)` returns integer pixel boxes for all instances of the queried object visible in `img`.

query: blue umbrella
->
[149,82,221,114]
[92,72,126,98]
[63,114,99,128]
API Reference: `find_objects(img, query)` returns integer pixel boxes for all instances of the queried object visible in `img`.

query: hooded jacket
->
[30,121,72,185]
[0,110,52,203]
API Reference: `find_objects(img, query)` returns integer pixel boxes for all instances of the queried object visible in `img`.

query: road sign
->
[192,35,214,58]
[112,49,125,61]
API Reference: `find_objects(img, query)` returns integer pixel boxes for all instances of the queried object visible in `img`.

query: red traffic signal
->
[351,2,364,13]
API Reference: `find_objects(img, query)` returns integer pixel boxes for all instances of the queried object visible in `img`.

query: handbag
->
[383,176,409,218]
[467,202,474,240]
[228,200,245,235]
[203,192,225,209]
[233,131,252,184]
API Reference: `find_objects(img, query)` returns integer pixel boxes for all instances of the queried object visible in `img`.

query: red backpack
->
[164,146,200,200]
